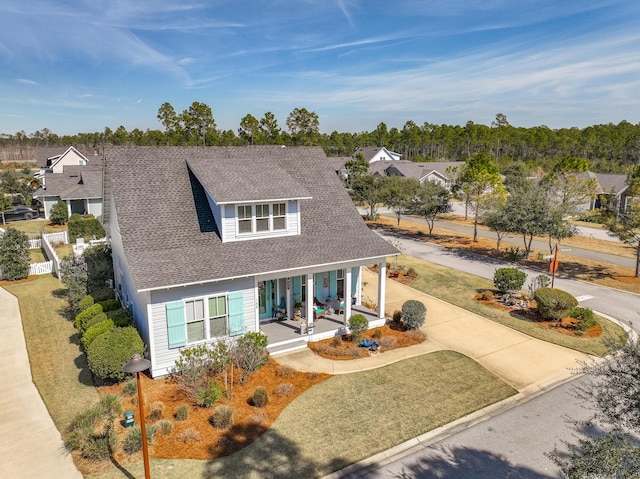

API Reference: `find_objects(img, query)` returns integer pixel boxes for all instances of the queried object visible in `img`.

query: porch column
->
[306,273,314,327]
[66,200,72,219]
[344,268,352,325]
[286,277,292,319]
[378,261,386,320]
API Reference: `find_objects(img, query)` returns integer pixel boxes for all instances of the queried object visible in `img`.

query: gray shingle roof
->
[354,146,400,162]
[106,146,398,292]
[369,160,463,181]
[35,163,103,200]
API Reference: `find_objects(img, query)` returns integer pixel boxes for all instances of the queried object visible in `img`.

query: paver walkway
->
[0,287,82,478]
[277,269,590,392]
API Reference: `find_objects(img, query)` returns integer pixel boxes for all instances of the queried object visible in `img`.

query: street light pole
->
[551,243,559,289]
[123,354,152,479]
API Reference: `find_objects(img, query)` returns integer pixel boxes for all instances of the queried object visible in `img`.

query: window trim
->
[184,294,229,344]
[237,201,287,235]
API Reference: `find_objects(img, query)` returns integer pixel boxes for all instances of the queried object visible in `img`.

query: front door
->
[258,280,277,320]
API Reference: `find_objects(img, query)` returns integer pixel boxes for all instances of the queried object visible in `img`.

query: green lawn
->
[3,275,98,430]
[396,254,626,357]
[87,351,516,479]
[29,248,46,264]
[1,218,64,235]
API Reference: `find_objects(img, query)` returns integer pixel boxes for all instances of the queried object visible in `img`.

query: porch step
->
[268,339,308,356]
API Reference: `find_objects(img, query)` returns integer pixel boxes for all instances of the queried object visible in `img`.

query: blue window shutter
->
[329,270,337,297]
[315,273,322,299]
[166,301,186,349]
[228,292,245,337]
[351,267,360,296]
[293,276,301,301]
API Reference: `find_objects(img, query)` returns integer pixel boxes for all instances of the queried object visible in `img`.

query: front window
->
[185,299,205,342]
[238,205,252,233]
[256,204,269,232]
[273,202,286,230]
[209,296,227,337]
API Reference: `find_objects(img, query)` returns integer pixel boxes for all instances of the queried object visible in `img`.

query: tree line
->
[1,105,639,172]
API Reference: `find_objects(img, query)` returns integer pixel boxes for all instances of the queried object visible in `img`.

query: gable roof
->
[34,163,103,200]
[585,172,629,195]
[354,147,401,162]
[35,147,69,168]
[369,160,463,181]
[106,146,398,292]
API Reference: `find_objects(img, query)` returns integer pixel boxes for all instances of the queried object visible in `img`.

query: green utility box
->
[124,410,134,428]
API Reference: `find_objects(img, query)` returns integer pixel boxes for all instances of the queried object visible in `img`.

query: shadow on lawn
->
[202,425,349,479]
[382,445,550,479]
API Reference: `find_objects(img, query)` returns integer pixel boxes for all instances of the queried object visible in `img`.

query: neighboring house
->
[104,146,398,378]
[369,160,464,188]
[354,146,401,163]
[36,146,98,185]
[577,171,633,214]
[34,161,104,221]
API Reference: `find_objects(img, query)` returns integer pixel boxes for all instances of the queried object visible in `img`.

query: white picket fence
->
[29,261,53,276]
[29,239,41,249]
[41,231,68,278]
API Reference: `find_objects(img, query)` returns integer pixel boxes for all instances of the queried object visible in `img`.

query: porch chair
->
[313,306,325,320]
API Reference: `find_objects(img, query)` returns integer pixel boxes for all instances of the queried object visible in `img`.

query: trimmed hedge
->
[348,313,369,341]
[91,288,115,303]
[99,299,121,312]
[534,287,578,321]
[108,310,133,327]
[86,327,145,381]
[493,268,527,294]
[78,295,95,311]
[568,307,597,331]
[68,214,106,243]
[84,312,108,332]
[82,319,115,350]
[75,303,104,332]
[401,300,427,330]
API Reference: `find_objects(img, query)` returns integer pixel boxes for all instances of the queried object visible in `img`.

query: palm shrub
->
[86,327,145,381]
[493,267,527,294]
[0,227,29,281]
[534,287,578,321]
[123,425,156,455]
[401,300,427,330]
[348,313,368,342]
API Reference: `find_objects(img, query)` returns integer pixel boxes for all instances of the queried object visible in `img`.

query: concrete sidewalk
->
[276,269,590,392]
[0,288,82,478]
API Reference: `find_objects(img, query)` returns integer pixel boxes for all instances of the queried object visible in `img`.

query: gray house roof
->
[106,146,398,292]
[354,146,401,162]
[369,160,463,181]
[34,163,103,200]
[34,147,69,168]
[581,172,629,195]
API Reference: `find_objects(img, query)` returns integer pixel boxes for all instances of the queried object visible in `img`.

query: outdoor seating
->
[369,341,380,355]
[313,306,325,320]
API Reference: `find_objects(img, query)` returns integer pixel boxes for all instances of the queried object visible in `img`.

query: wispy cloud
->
[16,78,38,85]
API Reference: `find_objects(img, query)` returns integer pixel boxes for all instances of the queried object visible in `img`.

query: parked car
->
[2,206,40,222]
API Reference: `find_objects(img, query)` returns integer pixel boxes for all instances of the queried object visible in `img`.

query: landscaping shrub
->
[274,383,294,396]
[380,336,397,349]
[60,255,88,313]
[493,267,527,294]
[86,327,145,381]
[84,245,113,294]
[84,312,109,332]
[195,381,223,408]
[158,420,173,435]
[149,401,165,421]
[233,332,268,380]
[276,365,294,377]
[534,287,578,321]
[528,274,551,296]
[209,405,234,429]
[123,425,156,455]
[331,335,342,347]
[506,246,527,261]
[407,330,427,342]
[0,227,29,281]
[480,290,494,301]
[249,413,267,425]
[68,214,106,243]
[92,288,115,302]
[109,310,133,327]
[173,344,217,398]
[569,307,597,331]
[401,300,427,330]
[392,310,402,323]
[175,404,189,422]
[348,313,369,341]
[75,303,103,332]
[81,434,113,461]
[122,378,137,397]
[176,428,200,443]
[82,319,115,350]
[251,386,269,408]
[372,328,383,339]
[49,200,68,225]
[78,295,95,311]
[99,299,121,312]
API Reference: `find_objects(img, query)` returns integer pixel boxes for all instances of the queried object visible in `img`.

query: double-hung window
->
[238,205,252,233]
[273,202,286,230]
[208,296,227,337]
[185,299,205,342]
[255,204,269,232]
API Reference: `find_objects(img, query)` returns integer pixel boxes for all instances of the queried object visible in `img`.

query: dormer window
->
[237,202,288,235]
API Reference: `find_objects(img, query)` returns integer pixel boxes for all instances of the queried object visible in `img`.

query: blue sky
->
[1,0,639,136]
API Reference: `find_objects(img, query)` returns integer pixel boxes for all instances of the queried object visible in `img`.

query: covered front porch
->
[262,304,383,355]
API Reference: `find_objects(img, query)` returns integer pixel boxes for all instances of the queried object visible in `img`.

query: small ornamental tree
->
[534,287,578,321]
[50,200,69,225]
[348,313,369,342]
[0,227,30,280]
[493,268,527,294]
[401,300,427,330]
[233,332,268,383]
